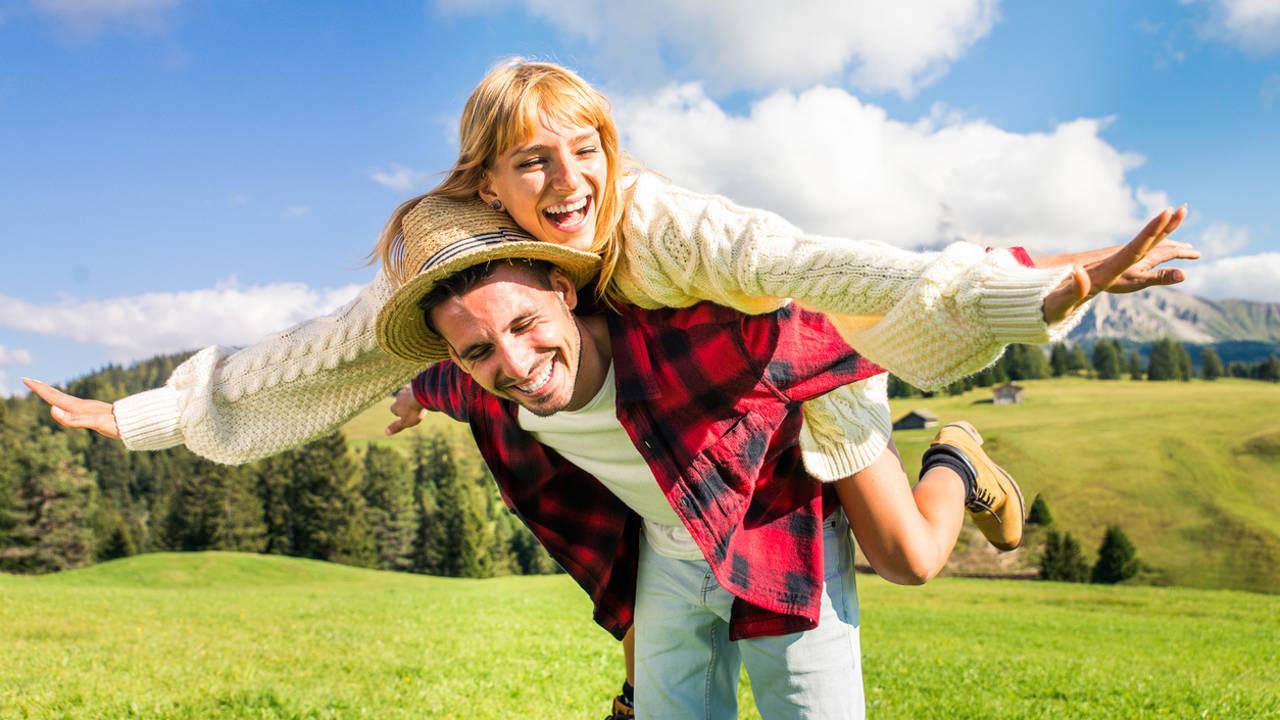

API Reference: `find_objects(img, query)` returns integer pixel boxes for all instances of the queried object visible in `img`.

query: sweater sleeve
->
[614,175,1087,390]
[113,271,426,465]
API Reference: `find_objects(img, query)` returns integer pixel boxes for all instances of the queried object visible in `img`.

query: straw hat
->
[376,195,602,364]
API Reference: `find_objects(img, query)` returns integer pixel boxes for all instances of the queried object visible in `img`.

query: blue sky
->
[1,0,1278,395]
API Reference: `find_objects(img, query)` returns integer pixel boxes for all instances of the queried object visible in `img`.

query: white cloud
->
[618,83,1150,253]
[0,345,33,399]
[370,164,429,192]
[1197,222,1252,257]
[0,280,363,367]
[446,0,999,97]
[286,205,312,217]
[0,345,33,366]
[32,0,181,37]
[1189,0,1280,54]
[1178,252,1280,302]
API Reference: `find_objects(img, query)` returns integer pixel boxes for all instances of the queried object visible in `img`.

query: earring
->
[489,199,503,211]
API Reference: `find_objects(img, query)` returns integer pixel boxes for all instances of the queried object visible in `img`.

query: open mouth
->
[513,361,554,395]
[542,196,591,232]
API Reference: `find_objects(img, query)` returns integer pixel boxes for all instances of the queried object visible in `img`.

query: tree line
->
[0,354,558,577]
[888,340,1280,397]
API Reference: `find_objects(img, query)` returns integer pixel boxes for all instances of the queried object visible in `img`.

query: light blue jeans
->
[634,513,864,720]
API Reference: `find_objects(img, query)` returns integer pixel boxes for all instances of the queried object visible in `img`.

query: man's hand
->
[22,377,121,439]
[1040,206,1193,325]
[386,383,426,436]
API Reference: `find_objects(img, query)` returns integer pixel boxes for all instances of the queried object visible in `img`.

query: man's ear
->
[548,267,578,311]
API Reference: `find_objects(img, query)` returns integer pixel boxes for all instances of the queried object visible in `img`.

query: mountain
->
[1067,287,1280,346]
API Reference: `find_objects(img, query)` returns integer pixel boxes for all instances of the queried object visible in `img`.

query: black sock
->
[620,680,634,707]
[920,444,976,502]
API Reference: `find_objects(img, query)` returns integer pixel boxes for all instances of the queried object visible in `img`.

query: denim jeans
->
[634,512,864,720]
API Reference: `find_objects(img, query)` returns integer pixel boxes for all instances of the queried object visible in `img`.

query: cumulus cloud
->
[370,164,429,192]
[0,280,363,367]
[32,0,181,37]
[1197,222,1252,257]
[0,345,33,399]
[444,0,999,96]
[617,84,1150,253]
[1178,252,1280,302]
[1188,0,1280,54]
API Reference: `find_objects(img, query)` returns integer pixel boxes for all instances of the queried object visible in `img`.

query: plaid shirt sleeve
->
[410,360,472,423]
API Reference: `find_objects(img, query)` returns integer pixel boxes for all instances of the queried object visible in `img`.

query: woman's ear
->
[477,171,498,205]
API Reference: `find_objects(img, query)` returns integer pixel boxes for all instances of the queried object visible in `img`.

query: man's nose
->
[496,339,536,379]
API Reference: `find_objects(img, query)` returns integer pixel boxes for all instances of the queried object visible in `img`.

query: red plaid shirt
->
[412,301,883,641]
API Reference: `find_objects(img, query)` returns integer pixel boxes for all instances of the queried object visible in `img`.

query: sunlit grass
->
[2,553,1277,719]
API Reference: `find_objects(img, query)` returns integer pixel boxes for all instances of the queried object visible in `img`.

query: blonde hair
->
[372,59,631,302]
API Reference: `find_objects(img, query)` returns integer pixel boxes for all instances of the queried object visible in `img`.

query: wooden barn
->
[993,382,1025,405]
[893,408,938,431]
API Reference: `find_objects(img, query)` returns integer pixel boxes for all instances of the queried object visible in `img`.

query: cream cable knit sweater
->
[114,174,1081,473]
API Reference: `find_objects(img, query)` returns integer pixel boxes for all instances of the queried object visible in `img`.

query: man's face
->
[430,264,591,416]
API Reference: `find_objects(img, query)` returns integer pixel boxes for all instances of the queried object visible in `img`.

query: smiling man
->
[375,195,886,719]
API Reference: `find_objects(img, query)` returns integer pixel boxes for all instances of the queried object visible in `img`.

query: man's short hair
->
[418,258,556,333]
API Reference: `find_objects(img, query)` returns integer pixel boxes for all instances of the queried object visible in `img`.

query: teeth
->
[516,363,553,393]
[545,197,588,214]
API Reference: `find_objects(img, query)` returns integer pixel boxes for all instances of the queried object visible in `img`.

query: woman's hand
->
[1040,206,1194,325]
[22,377,121,439]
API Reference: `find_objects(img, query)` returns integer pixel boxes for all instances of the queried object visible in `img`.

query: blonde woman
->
[27,59,1193,720]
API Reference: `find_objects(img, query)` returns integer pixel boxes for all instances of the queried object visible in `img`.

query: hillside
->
[885,377,1280,593]
[343,376,1280,594]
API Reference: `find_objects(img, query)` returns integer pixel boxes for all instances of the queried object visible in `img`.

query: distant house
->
[993,382,1025,405]
[893,409,938,431]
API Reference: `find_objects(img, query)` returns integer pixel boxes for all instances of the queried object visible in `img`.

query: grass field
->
[2,553,1277,719]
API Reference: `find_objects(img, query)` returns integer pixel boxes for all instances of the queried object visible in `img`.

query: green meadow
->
[2,553,1277,719]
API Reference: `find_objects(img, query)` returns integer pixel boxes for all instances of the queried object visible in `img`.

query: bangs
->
[500,80,609,154]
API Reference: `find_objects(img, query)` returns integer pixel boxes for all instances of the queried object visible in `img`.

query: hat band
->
[417,227,539,274]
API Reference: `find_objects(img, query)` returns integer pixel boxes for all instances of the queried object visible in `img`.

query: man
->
[373,195,1014,719]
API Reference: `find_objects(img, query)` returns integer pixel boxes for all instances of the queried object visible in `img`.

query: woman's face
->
[479,117,607,252]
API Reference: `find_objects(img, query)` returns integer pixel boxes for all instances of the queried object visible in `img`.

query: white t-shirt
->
[517,363,703,560]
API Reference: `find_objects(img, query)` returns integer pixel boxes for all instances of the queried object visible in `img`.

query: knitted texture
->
[615,174,1084,390]
[114,176,1088,471]
[116,272,425,465]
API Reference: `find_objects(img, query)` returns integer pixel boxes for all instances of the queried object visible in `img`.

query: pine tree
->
[361,444,417,572]
[1026,494,1053,526]
[1002,344,1050,381]
[1200,347,1223,381]
[1050,343,1070,377]
[2,428,97,573]
[1092,341,1121,380]
[1175,342,1194,381]
[287,432,372,566]
[1091,525,1139,584]
[1258,355,1280,382]
[1039,529,1089,582]
[164,460,266,553]
[1127,350,1144,380]
[1068,344,1091,376]
[1147,338,1178,381]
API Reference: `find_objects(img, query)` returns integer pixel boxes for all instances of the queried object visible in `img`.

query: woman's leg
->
[836,424,1023,585]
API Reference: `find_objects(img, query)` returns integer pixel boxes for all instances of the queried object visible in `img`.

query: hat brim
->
[376,240,602,364]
